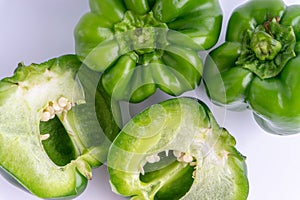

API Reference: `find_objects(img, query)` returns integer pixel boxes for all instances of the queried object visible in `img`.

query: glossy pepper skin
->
[0,55,121,198]
[74,0,222,103]
[108,97,249,200]
[204,0,300,135]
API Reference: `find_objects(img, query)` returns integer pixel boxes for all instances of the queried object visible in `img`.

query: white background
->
[1,0,300,199]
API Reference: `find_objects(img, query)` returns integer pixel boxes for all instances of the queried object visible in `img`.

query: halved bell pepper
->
[108,97,249,200]
[204,0,300,135]
[0,55,121,198]
[74,0,222,103]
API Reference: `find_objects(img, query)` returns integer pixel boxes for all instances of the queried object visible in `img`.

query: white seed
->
[58,97,68,108]
[146,155,155,163]
[49,113,55,119]
[52,102,63,112]
[146,154,160,164]
[56,109,63,115]
[173,150,182,158]
[165,150,169,157]
[45,106,55,116]
[41,111,51,122]
[190,162,197,167]
[139,165,145,175]
[64,101,72,111]
[177,157,183,162]
[192,170,197,179]
[182,154,193,163]
[154,155,160,162]
[40,133,50,141]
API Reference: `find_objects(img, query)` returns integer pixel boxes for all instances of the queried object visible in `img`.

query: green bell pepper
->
[0,55,121,198]
[74,0,222,103]
[108,97,249,200]
[204,0,300,135]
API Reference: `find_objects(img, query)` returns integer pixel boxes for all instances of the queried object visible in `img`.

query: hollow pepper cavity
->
[204,0,300,135]
[74,0,222,103]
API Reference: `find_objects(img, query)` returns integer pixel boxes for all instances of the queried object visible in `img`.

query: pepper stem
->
[236,18,296,79]
[114,11,168,55]
[250,31,282,61]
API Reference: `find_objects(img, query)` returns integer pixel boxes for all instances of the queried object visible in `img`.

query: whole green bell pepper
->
[0,55,121,198]
[74,0,222,103]
[204,0,300,135]
[108,97,249,200]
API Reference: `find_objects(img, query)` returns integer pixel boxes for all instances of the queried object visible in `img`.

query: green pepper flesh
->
[108,98,249,200]
[0,55,121,198]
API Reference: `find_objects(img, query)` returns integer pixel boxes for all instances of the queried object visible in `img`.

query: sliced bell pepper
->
[204,0,300,135]
[0,55,121,198]
[108,97,249,200]
[74,0,222,103]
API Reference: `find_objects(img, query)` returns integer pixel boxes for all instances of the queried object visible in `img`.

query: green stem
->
[236,18,296,79]
[114,11,168,55]
[250,31,282,61]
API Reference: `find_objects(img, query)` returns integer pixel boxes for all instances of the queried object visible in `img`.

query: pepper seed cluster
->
[41,97,73,122]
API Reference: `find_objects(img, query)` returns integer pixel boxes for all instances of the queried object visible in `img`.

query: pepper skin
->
[107,97,249,200]
[74,0,222,103]
[204,0,300,135]
[0,55,120,198]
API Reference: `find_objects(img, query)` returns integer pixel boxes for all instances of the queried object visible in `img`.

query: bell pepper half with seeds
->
[204,0,300,135]
[74,0,222,103]
[0,55,120,198]
[108,97,249,200]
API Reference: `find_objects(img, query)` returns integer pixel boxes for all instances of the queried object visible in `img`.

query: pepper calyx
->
[236,18,296,79]
[114,11,168,55]
[250,30,282,61]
